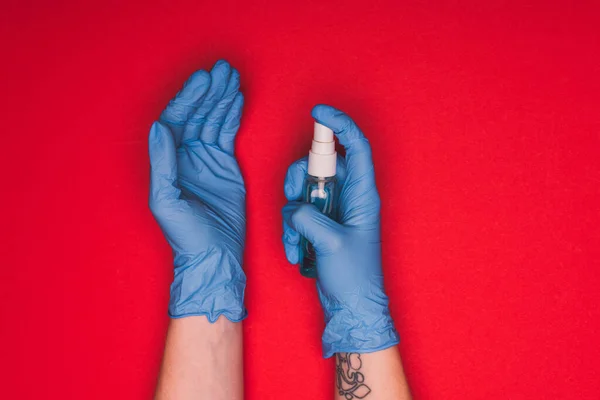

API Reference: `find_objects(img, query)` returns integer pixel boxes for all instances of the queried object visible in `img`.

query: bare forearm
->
[155,316,243,400]
[334,346,411,400]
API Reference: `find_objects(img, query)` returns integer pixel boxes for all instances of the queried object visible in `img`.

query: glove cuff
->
[321,307,399,358]
[319,279,400,359]
[168,248,247,323]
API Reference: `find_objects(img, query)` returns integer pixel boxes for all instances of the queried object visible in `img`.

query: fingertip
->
[233,92,244,110]
[185,70,211,87]
[213,59,229,68]
[162,72,211,125]
[284,158,308,200]
[177,70,211,103]
[230,69,240,87]
[283,240,300,265]
[282,218,301,265]
[206,60,232,98]
[283,183,294,199]
[288,250,300,265]
[311,104,334,118]
[283,228,300,245]
[311,104,343,125]
[220,69,240,102]
[311,105,371,158]
[211,59,232,79]
[310,104,353,134]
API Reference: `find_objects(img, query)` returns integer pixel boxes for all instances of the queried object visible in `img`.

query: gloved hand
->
[282,105,399,358]
[149,60,247,323]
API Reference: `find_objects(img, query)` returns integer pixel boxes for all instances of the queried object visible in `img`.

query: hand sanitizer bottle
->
[300,122,338,278]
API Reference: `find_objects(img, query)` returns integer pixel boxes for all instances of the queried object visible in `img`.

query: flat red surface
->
[1,0,599,398]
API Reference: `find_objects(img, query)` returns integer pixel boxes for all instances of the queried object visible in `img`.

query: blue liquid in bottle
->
[300,175,338,278]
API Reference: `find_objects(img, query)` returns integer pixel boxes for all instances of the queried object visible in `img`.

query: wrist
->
[169,247,247,322]
[321,305,399,358]
[318,282,399,358]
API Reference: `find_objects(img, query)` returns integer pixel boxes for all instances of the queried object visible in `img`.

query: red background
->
[1,0,599,398]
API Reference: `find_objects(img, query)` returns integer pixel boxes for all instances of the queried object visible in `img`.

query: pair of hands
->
[149,60,398,357]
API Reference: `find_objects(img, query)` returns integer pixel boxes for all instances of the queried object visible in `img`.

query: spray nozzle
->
[308,122,337,177]
[314,122,334,143]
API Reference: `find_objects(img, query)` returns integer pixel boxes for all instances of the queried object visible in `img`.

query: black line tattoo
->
[336,352,372,399]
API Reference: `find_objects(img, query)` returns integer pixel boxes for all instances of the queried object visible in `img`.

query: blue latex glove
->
[149,60,247,322]
[282,105,399,357]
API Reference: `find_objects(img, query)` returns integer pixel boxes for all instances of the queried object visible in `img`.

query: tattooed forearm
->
[336,353,371,399]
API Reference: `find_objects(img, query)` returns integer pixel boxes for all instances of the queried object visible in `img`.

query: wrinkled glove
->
[282,105,399,357]
[149,60,247,322]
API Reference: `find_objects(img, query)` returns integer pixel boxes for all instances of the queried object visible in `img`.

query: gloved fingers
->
[160,70,211,147]
[218,92,244,155]
[311,104,374,178]
[149,122,181,212]
[182,60,232,144]
[282,220,301,264]
[282,201,344,255]
[284,157,308,200]
[178,141,244,188]
[335,156,348,186]
[199,68,240,144]
[160,70,212,121]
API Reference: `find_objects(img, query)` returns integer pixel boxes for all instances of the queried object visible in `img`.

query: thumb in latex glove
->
[149,60,246,322]
[282,104,399,357]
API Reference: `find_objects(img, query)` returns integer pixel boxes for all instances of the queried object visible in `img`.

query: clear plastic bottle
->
[300,175,338,278]
[299,122,338,278]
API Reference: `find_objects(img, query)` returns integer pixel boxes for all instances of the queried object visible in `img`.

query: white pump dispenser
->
[300,122,339,278]
[307,122,336,178]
